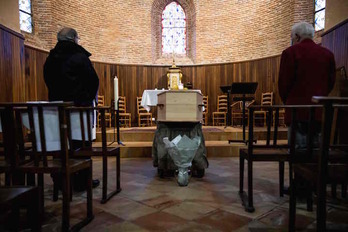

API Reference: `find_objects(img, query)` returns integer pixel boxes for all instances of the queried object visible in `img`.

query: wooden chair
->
[0,105,15,186]
[0,186,41,231]
[65,106,121,204]
[212,95,227,126]
[202,96,209,125]
[117,96,131,127]
[231,100,255,126]
[137,97,152,127]
[14,102,94,231]
[239,105,291,212]
[289,97,348,231]
[273,108,286,127]
[97,95,112,128]
[254,92,273,127]
[0,105,42,231]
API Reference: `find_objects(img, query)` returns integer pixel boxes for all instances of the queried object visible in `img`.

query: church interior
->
[0,0,348,231]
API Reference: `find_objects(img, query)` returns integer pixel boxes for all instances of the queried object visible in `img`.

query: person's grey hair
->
[57,27,78,42]
[291,22,315,40]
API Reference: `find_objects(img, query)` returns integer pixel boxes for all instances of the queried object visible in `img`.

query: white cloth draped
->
[22,106,96,152]
[141,89,167,112]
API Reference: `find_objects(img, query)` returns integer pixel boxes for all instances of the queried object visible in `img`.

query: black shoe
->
[92,179,100,188]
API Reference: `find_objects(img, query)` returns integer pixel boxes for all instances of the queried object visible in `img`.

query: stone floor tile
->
[132,211,188,231]
[163,201,217,220]
[194,209,251,232]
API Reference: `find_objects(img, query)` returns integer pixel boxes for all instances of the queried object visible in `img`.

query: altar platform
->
[96,126,288,158]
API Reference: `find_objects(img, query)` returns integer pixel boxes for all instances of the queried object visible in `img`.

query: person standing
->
[278,22,336,148]
[44,27,100,190]
[44,27,99,106]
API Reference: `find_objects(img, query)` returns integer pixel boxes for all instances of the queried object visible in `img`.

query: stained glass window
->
[314,0,325,31]
[19,0,33,33]
[162,2,186,55]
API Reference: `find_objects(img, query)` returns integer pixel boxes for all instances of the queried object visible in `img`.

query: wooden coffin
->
[157,91,203,122]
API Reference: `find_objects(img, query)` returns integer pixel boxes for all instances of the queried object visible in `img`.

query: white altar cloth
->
[141,89,167,112]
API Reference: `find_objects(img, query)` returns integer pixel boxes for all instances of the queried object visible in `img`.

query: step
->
[93,140,287,158]
[97,126,288,142]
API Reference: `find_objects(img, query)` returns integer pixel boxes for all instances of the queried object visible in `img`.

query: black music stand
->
[227,82,258,144]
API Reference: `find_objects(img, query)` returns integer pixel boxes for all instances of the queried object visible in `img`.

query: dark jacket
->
[44,41,99,106]
[278,39,336,125]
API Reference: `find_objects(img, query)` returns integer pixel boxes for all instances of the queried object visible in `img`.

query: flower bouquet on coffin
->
[163,135,201,186]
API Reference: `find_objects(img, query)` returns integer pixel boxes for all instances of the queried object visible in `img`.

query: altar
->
[141,89,167,112]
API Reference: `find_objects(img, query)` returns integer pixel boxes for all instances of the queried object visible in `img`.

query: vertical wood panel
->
[0,24,25,102]
[24,46,48,101]
[322,19,348,72]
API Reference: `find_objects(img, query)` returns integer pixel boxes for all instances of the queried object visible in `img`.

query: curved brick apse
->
[24,0,316,65]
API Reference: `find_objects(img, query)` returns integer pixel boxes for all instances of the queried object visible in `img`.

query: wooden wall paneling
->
[321,20,348,144]
[12,37,25,102]
[22,44,283,127]
[24,46,49,101]
[322,19,348,73]
[2,30,14,102]
[104,64,111,107]
[35,49,48,101]
[0,25,25,102]
[93,62,105,100]
[25,48,36,101]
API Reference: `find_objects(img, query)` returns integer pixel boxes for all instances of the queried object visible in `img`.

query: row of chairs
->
[0,102,121,231]
[238,97,348,231]
[96,93,281,127]
[212,92,285,127]
[96,95,152,128]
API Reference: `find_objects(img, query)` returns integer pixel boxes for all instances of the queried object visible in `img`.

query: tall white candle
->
[114,76,119,110]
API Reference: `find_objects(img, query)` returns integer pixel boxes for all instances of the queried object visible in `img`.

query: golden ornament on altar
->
[167,58,183,90]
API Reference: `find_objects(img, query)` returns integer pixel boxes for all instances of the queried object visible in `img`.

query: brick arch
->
[151,0,196,63]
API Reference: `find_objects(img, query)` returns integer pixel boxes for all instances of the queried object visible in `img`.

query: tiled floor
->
[2,157,348,231]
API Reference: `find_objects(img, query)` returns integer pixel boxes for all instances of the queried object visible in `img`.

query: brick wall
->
[23,0,320,65]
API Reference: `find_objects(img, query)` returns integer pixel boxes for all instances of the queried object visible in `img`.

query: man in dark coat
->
[44,27,99,106]
[44,27,100,190]
[278,22,336,148]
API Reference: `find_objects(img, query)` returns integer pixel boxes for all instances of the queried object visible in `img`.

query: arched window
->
[314,0,325,31]
[19,0,33,33]
[162,2,186,55]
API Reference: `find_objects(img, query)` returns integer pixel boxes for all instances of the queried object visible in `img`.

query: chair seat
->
[295,149,348,163]
[18,159,91,173]
[0,186,37,206]
[0,160,11,170]
[139,112,152,116]
[119,112,131,116]
[74,146,120,157]
[0,186,41,231]
[294,163,348,183]
[240,148,289,161]
[213,112,226,115]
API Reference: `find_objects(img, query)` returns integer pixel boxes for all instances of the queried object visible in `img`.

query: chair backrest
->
[118,96,127,113]
[98,95,105,107]
[137,97,147,114]
[0,105,17,168]
[203,96,208,113]
[261,92,273,106]
[217,95,228,112]
[66,106,115,153]
[8,102,73,168]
